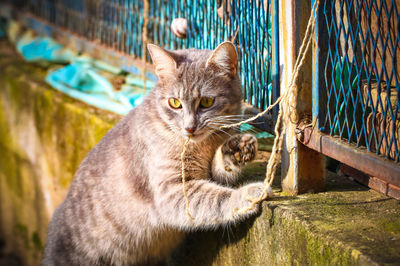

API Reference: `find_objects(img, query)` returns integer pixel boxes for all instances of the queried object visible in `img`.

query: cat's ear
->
[206,41,238,77]
[147,44,177,79]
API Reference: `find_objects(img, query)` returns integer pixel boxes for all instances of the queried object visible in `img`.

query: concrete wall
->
[0,40,120,265]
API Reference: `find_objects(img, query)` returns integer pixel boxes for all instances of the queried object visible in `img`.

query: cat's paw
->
[239,182,264,205]
[231,182,265,217]
[222,134,257,169]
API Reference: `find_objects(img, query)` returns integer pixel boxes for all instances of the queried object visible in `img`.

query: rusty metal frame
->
[299,127,400,188]
[339,164,400,200]
[310,0,400,199]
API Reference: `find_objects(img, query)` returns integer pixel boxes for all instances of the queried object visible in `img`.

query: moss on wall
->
[168,166,400,266]
[0,40,120,265]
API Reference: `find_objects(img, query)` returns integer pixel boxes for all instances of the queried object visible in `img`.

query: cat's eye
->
[200,97,214,108]
[168,98,182,109]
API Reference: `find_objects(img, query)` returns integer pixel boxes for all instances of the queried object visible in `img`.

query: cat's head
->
[148,42,242,142]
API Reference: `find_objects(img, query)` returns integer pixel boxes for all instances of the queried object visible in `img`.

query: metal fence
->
[2,0,400,196]
[321,0,399,161]
[310,0,400,195]
[6,0,277,115]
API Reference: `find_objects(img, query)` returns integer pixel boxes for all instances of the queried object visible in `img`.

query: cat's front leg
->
[154,177,264,230]
[212,133,257,185]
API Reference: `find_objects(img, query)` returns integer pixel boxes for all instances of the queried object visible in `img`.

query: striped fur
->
[43,42,264,265]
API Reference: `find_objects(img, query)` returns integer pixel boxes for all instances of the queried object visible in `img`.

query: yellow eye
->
[200,97,214,108]
[168,98,182,109]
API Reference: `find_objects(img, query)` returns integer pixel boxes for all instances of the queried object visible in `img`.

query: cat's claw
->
[222,133,257,167]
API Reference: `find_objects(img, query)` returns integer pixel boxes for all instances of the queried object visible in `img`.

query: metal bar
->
[339,164,400,200]
[312,0,329,129]
[271,0,280,123]
[300,126,400,187]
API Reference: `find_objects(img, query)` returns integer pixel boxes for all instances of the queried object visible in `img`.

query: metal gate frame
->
[300,0,400,199]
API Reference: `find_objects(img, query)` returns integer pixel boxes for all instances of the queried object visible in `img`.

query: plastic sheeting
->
[10,22,153,115]
[46,58,149,115]
[16,33,75,63]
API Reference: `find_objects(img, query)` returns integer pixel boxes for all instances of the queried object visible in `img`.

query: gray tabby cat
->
[43,41,265,265]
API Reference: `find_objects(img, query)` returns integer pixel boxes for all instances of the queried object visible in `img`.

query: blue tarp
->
[14,32,152,115]
[16,34,74,63]
[46,59,148,115]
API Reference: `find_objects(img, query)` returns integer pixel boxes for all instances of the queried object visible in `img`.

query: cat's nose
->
[185,127,196,134]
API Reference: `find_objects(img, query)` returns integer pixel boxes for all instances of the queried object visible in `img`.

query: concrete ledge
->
[169,169,400,265]
[0,40,399,265]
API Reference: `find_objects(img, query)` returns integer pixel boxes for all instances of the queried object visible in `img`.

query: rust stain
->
[300,127,400,188]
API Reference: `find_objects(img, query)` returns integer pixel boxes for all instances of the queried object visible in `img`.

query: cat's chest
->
[183,140,221,178]
[148,135,225,179]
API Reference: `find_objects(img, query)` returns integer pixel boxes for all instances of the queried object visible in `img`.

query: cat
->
[43,41,266,265]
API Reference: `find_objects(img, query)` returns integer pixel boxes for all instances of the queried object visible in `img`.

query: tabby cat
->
[43,41,265,265]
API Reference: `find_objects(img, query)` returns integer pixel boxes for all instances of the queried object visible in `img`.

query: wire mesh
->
[322,0,400,162]
[10,0,273,111]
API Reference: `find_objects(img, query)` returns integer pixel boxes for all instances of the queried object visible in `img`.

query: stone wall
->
[0,40,120,265]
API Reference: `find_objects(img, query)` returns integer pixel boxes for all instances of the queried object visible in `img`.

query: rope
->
[181,0,320,218]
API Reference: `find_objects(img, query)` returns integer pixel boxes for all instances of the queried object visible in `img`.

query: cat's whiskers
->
[206,114,242,120]
[207,122,240,127]
[207,125,235,138]
[212,114,252,118]
[209,114,252,121]
[206,121,238,129]
[206,120,239,127]
[207,118,247,126]
[210,117,246,122]
[226,222,234,245]
[201,129,226,142]
[204,125,231,136]
[207,123,239,129]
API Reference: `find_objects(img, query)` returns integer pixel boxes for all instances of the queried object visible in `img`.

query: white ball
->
[171,18,188,39]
